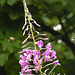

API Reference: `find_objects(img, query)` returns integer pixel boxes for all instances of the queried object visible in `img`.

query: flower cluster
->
[19,40,60,75]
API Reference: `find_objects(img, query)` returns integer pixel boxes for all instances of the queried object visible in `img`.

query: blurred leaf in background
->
[0,0,75,75]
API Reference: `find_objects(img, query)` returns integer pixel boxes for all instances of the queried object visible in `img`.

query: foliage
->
[0,0,75,75]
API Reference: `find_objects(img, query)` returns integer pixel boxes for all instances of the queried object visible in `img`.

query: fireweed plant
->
[19,0,60,75]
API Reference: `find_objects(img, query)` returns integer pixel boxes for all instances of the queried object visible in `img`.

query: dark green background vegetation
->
[0,0,75,75]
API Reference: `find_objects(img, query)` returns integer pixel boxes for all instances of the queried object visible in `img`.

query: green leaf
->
[0,0,6,6]
[64,50,75,60]
[7,0,18,6]
[9,12,20,20]
[0,53,8,66]
[2,38,14,53]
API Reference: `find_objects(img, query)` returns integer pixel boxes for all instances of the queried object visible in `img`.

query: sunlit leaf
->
[9,12,20,20]
[0,0,6,6]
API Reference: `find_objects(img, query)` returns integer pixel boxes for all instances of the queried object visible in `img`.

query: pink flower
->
[19,54,30,74]
[51,50,56,57]
[50,50,57,60]
[33,58,43,65]
[46,43,52,50]
[34,66,38,72]
[40,65,42,69]
[44,55,50,61]
[20,55,26,60]
[26,54,32,61]
[26,50,32,55]
[33,60,38,65]
[42,50,51,61]
[39,58,43,64]
[37,40,43,49]
[19,59,25,67]
[19,59,29,67]
[42,50,50,56]
[21,67,25,73]
[52,56,57,60]
[19,41,60,74]
[34,65,42,72]
[53,60,60,66]
[33,50,40,60]
[25,69,32,74]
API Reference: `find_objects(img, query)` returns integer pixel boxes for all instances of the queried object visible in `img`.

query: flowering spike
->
[19,0,60,75]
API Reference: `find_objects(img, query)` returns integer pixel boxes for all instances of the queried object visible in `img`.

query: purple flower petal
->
[53,60,60,65]
[46,43,52,50]
[37,40,43,49]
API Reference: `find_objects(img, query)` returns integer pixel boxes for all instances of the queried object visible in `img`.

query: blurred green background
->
[0,0,75,75]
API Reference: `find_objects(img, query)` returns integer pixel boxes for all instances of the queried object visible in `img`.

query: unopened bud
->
[39,34,47,36]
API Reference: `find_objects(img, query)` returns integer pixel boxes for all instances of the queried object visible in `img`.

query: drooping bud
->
[22,42,33,48]
[36,37,49,41]
[22,34,30,44]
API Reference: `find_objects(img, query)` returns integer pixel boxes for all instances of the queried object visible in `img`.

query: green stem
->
[28,17,37,52]
[23,0,42,75]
